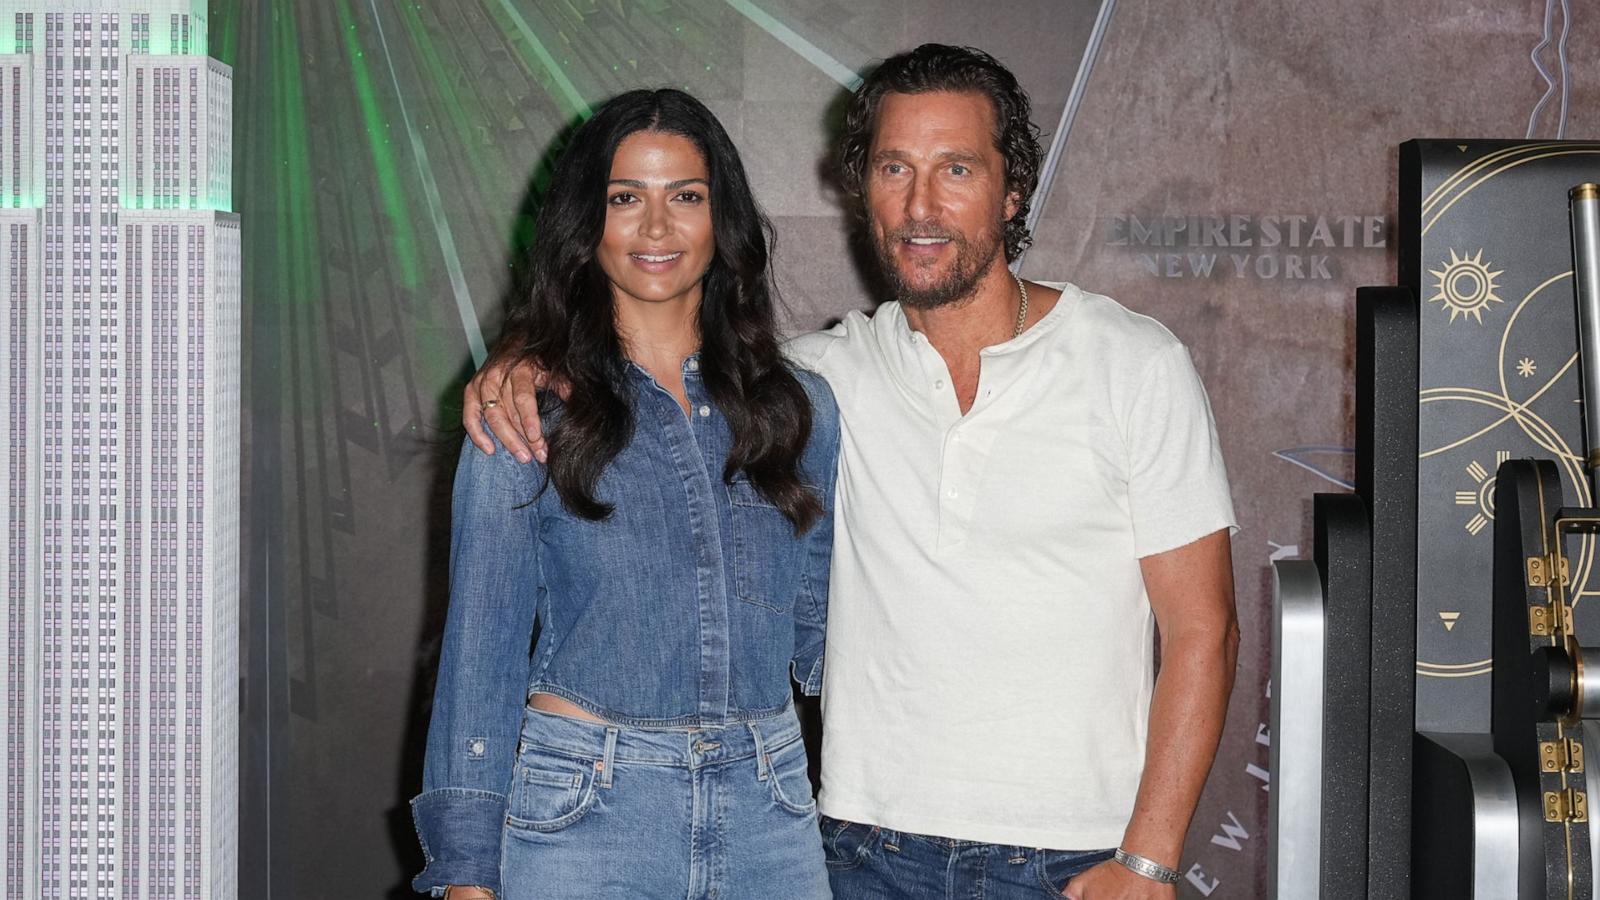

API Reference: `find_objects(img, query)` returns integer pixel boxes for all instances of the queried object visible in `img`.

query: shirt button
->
[934,380,945,390]
[946,488,958,499]
[698,405,711,417]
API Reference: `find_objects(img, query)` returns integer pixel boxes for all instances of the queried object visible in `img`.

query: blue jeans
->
[821,815,1115,900]
[497,705,831,899]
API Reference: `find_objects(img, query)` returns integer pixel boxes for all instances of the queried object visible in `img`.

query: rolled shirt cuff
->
[410,787,507,896]
[795,655,824,697]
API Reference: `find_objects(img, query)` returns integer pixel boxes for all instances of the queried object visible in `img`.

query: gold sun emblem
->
[1429,249,1505,324]
[1455,451,1508,535]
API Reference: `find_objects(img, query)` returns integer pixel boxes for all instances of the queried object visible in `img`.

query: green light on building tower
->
[0,1,207,56]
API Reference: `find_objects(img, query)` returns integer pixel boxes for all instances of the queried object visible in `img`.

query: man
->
[465,45,1238,900]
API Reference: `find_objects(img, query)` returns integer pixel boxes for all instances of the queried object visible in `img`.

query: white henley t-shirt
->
[785,281,1237,850]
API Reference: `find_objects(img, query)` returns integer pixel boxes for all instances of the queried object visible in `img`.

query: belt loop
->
[747,720,769,781]
[597,727,618,789]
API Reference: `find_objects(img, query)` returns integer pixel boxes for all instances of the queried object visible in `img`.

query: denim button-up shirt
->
[410,358,839,896]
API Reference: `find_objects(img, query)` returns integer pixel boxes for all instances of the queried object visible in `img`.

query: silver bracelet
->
[1114,848,1181,884]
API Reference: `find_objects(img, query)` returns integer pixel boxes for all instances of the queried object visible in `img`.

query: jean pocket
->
[504,758,596,833]
[822,818,876,871]
[764,737,818,816]
[1033,847,1116,895]
[728,478,801,613]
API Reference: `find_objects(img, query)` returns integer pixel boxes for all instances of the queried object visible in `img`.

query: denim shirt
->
[410,358,840,896]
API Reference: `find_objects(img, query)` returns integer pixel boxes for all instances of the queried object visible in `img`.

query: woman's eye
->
[675,191,704,204]
[607,193,636,206]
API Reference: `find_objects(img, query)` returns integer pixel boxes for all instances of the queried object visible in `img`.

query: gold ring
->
[481,398,500,410]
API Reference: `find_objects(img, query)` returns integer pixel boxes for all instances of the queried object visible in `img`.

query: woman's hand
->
[442,886,495,900]
[463,355,550,464]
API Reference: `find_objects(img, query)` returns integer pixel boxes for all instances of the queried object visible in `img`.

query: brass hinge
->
[1529,554,1571,588]
[1545,788,1589,822]
[1541,738,1586,773]
[1530,603,1575,636]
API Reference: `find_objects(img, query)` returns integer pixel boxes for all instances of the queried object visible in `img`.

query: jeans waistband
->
[821,815,1040,854]
[519,702,803,770]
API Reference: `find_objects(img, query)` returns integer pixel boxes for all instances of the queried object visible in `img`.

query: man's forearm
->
[1118,624,1240,867]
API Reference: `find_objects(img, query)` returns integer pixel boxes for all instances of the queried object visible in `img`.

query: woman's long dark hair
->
[505,88,822,533]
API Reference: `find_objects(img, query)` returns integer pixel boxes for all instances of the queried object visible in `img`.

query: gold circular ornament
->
[1428,248,1505,324]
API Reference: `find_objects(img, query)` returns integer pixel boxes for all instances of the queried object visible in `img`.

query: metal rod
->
[1570,183,1600,501]
[1013,0,1118,273]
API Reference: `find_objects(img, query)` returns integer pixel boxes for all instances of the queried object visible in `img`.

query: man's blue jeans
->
[821,814,1114,900]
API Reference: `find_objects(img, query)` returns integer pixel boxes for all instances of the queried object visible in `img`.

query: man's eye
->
[950,164,969,176]
[608,193,636,206]
[882,163,905,175]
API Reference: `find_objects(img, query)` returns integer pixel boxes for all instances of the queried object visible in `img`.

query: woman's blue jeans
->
[498,704,831,899]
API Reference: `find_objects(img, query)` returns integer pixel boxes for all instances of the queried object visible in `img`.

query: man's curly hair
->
[837,44,1044,262]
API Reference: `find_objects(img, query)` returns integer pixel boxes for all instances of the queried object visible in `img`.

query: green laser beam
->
[365,0,487,366]
[334,0,421,289]
[273,4,322,310]
[492,0,591,120]
[394,0,495,202]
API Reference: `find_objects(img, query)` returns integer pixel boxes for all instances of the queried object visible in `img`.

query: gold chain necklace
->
[1012,272,1030,337]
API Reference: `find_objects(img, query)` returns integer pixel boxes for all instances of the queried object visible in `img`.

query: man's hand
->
[442,886,495,900]
[463,354,549,464]
[1060,859,1176,899]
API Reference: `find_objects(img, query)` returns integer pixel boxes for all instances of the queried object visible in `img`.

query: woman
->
[409,89,839,900]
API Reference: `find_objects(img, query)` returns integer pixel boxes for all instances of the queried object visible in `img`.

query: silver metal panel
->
[1015,0,1118,265]
[1570,185,1600,498]
[1580,647,1600,721]
[1269,559,1325,900]
[1584,720,1600,893]
[1422,732,1521,898]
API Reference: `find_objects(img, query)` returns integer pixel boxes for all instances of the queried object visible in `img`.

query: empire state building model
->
[0,1,240,896]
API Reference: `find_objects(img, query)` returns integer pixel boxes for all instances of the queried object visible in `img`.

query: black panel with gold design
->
[1401,140,1600,732]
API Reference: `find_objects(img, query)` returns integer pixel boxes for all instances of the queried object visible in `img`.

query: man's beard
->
[873,219,1006,310]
